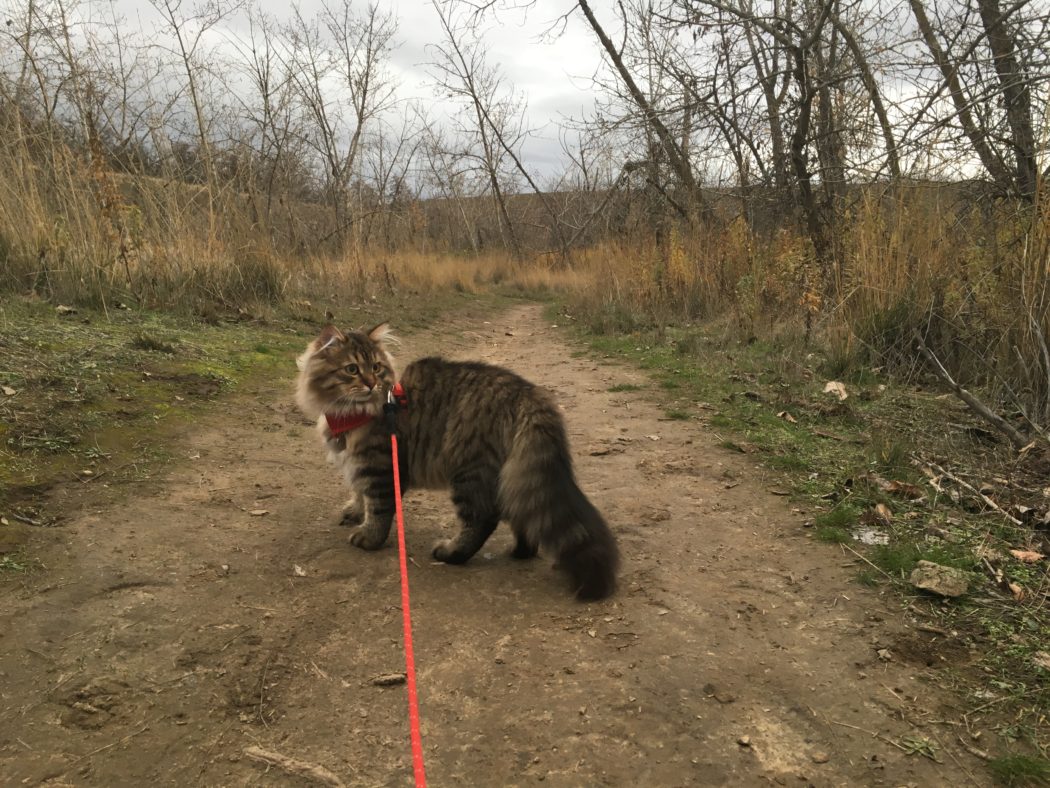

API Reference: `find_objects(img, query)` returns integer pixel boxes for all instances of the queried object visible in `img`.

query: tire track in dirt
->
[0,303,987,786]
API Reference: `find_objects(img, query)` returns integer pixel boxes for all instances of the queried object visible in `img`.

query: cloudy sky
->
[99,0,617,178]
[384,0,611,174]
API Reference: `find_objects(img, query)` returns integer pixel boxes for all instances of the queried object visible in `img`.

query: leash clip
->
[383,383,404,431]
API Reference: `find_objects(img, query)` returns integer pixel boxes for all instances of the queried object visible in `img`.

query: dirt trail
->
[1,304,988,786]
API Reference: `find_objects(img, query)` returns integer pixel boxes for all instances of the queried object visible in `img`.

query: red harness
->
[325,382,407,437]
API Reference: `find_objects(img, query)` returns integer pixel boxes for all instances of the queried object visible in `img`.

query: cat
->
[295,322,619,600]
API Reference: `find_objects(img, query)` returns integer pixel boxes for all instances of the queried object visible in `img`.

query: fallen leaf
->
[1008,582,1025,601]
[55,304,76,315]
[776,410,798,423]
[823,381,848,401]
[811,752,830,764]
[1,386,15,396]
[885,480,924,500]
[293,564,306,577]
[0,517,9,526]
[874,503,893,525]
[1033,651,1050,671]
[1009,549,1045,563]
[249,509,269,517]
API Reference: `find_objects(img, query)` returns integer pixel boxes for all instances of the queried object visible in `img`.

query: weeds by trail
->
[559,302,1050,771]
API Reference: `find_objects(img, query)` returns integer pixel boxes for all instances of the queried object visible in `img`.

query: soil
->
[0,304,991,786]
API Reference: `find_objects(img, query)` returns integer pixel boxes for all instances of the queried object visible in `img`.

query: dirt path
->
[1,304,989,787]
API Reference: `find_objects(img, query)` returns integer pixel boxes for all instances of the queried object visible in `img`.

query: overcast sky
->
[100,0,615,178]
[387,0,609,174]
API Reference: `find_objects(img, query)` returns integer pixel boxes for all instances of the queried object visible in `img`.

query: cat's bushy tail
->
[499,406,619,600]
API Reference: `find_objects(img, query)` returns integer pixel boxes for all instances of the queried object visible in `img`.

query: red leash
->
[390,431,427,787]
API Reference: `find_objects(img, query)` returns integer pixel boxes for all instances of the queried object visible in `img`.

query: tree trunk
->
[976,0,1038,199]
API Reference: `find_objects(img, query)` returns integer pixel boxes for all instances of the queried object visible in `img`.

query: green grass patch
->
[856,570,880,587]
[813,504,860,530]
[0,298,303,513]
[608,383,642,392]
[0,551,36,574]
[131,332,179,354]
[988,754,1050,786]
[664,408,690,421]
[815,525,851,543]
[868,541,978,577]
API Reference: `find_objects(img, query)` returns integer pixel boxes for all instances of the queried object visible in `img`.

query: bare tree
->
[150,0,243,239]
[284,1,396,249]
[428,0,525,258]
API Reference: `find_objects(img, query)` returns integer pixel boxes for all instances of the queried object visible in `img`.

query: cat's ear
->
[367,322,395,345]
[317,324,347,350]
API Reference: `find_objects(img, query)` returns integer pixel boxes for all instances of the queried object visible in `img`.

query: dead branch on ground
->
[244,746,347,787]
[913,331,1031,450]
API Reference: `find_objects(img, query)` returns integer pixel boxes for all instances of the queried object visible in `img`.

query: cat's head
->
[295,323,398,419]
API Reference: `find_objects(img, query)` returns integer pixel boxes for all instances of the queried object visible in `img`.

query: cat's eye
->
[372,362,382,373]
[344,363,359,375]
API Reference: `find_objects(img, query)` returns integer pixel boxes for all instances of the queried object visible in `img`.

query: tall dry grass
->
[562,180,1050,422]
[0,130,284,308]
[0,127,607,309]
[4,119,1049,420]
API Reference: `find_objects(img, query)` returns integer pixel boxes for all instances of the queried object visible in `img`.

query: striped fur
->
[295,324,619,600]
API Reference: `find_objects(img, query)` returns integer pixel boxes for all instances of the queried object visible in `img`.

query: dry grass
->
[564,183,1050,425]
[0,132,603,309]
[4,125,1050,425]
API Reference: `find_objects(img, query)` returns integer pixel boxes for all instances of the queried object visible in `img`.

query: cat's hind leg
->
[509,527,538,559]
[433,469,500,564]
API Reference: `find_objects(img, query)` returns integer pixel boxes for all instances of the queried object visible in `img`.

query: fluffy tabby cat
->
[295,323,619,599]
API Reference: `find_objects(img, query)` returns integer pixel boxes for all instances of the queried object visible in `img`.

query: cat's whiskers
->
[328,389,381,414]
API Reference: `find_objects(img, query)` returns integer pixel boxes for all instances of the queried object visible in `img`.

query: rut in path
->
[0,304,986,786]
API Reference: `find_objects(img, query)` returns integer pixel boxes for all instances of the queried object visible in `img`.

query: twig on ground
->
[841,543,895,580]
[956,734,990,761]
[927,462,1023,526]
[828,718,910,752]
[914,331,1030,450]
[917,624,950,636]
[71,724,150,763]
[244,746,347,787]
[10,512,44,526]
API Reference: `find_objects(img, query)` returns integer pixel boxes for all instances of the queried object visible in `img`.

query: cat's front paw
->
[338,496,364,527]
[432,539,469,565]
[350,526,387,550]
[339,507,364,527]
